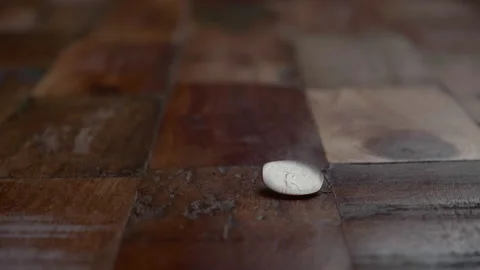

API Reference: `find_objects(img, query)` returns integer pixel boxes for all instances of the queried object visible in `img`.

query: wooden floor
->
[1,0,480,269]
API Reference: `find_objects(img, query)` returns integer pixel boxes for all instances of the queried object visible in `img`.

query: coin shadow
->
[257,187,320,201]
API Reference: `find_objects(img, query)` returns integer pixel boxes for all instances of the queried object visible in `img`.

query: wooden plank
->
[149,84,327,169]
[179,28,299,86]
[0,33,70,68]
[267,0,381,34]
[331,161,480,219]
[0,69,43,125]
[115,166,351,270]
[426,53,480,123]
[332,161,480,269]
[179,1,299,86]
[343,217,480,269]
[89,0,185,43]
[0,178,137,270]
[37,2,107,37]
[295,33,433,88]
[33,39,174,97]
[307,86,480,163]
[0,97,160,178]
[378,0,479,25]
[0,5,39,33]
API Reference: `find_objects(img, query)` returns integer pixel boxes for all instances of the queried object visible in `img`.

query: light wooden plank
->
[307,86,480,163]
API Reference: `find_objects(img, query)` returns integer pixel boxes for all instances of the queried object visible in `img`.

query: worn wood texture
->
[295,33,432,88]
[426,54,480,124]
[331,161,480,219]
[307,86,480,163]
[150,84,327,169]
[179,28,299,86]
[116,167,351,270]
[0,178,137,270]
[33,39,174,97]
[331,161,480,269]
[376,0,480,53]
[344,217,480,269]
[0,69,43,125]
[38,3,106,37]
[0,5,38,32]
[0,33,70,68]
[0,97,160,177]
[89,0,185,43]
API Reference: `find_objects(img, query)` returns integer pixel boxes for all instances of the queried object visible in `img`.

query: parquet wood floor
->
[1,0,480,269]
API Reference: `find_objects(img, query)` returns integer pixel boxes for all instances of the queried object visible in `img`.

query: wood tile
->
[38,3,106,37]
[378,0,479,26]
[0,6,39,33]
[295,33,433,88]
[0,33,70,68]
[331,161,480,220]
[426,54,480,123]
[149,84,327,169]
[268,0,382,35]
[0,178,137,270]
[332,160,480,268]
[0,97,160,177]
[33,40,174,97]
[115,167,351,270]
[191,0,274,34]
[179,27,300,86]
[344,217,480,269]
[89,0,184,43]
[307,86,480,163]
[0,69,42,125]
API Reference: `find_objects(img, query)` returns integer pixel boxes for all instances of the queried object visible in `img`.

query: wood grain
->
[331,161,480,268]
[0,69,42,125]
[149,84,327,169]
[307,86,480,163]
[0,178,137,270]
[115,167,351,270]
[344,217,480,269]
[331,161,480,219]
[0,33,70,68]
[295,33,432,88]
[0,97,160,177]
[426,54,480,123]
[89,0,185,43]
[33,39,174,97]
[179,27,299,86]
[0,6,38,32]
[38,2,106,37]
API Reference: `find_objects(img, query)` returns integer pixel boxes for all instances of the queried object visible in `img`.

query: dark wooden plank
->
[89,0,185,43]
[33,39,174,97]
[0,97,160,178]
[331,161,480,219]
[0,33,70,68]
[0,178,137,270]
[343,217,480,269]
[149,84,327,169]
[179,1,299,86]
[307,86,480,163]
[115,166,351,270]
[0,69,43,125]
[295,33,433,88]
[331,161,480,269]
[0,5,39,33]
[37,2,107,38]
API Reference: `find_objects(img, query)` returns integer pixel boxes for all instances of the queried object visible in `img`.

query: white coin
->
[262,160,324,195]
